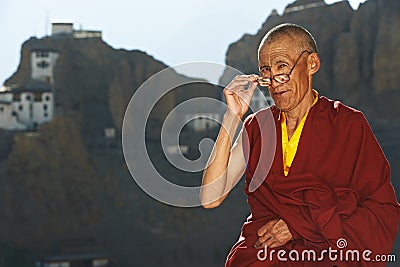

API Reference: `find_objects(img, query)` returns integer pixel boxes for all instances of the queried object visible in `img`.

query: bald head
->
[258,23,317,55]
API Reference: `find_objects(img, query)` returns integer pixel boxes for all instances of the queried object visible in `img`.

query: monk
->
[200,23,400,266]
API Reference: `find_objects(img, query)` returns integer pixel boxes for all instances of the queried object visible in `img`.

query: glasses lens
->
[258,78,271,87]
[274,75,290,83]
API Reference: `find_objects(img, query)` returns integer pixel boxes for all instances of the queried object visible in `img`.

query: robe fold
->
[226,96,400,267]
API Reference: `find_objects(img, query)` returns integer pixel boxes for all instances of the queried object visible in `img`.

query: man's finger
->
[258,232,274,244]
[257,219,279,237]
[266,240,281,249]
[227,80,250,88]
[228,74,260,87]
[231,75,256,84]
[226,80,258,92]
[263,232,291,248]
[247,80,258,96]
[224,86,245,95]
[257,223,286,243]
[259,234,278,249]
[264,238,278,248]
[256,219,293,249]
[270,220,285,235]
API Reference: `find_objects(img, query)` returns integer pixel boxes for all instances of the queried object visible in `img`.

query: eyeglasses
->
[257,50,312,88]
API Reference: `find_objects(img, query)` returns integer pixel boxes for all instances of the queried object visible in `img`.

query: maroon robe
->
[225,96,400,266]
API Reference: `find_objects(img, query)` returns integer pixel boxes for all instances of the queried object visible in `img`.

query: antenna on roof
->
[45,10,49,36]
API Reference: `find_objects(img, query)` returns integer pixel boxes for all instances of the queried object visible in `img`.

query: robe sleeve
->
[338,113,400,255]
[261,112,400,262]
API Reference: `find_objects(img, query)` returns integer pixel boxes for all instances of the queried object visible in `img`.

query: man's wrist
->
[220,110,241,142]
[224,109,242,121]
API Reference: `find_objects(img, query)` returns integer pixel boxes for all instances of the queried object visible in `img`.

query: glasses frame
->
[257,50,312,88]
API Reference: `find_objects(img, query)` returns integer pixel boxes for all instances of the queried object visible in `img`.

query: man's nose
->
[270,79,282,89]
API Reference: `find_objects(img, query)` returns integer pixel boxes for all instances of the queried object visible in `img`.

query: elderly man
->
[201,23,400,266]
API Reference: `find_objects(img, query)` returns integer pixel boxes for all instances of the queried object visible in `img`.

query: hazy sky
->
[0,0,366,84]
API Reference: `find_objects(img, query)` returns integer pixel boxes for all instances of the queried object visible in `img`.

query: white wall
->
[31,51,59,83]
[93,259,109,267]
[0,92,13,102]
[32,92,53,125]
[0,91,54,130]
[13,92,33,128]
[74,30,102,39]
[52,23,73,35]
[0,103,26,130]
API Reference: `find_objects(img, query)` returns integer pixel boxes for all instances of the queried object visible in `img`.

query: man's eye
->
[278,64,288,69]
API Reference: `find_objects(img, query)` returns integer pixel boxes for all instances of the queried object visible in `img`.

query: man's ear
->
[308,53,320,75]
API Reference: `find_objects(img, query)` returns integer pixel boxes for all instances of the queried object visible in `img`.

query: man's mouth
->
[272,90,289,97]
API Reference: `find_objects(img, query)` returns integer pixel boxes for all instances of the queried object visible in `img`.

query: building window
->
[44,112,48,117]
[0,106,3,112]
[13,94,21,101]
[37,61,49,68]
[45,95,50,101]
[35,51,49,58]
[43,104,48,110]
[34,92,42,102]
[19,105,23,111]
[26,95,31,101]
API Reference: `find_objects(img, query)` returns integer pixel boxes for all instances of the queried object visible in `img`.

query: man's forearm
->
[200,110,241,207]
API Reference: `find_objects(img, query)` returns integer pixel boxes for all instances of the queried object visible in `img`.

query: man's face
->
[258,38,311,112]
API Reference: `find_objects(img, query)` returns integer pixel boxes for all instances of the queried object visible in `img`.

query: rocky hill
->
[1,34,226,266]
[6,36,176,143]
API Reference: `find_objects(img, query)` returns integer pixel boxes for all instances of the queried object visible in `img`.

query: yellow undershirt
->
[281,90,318,176]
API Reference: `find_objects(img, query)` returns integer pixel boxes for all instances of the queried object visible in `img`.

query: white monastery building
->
[31,49,59,84]
[184,113,220,132]
[51,21,102,39]
[0,85,54,130]
[0,20,101,130]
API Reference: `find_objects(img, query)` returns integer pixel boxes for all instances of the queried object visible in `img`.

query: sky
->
[0,0,366,84]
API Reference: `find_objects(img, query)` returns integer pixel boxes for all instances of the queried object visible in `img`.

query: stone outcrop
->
[0,117,101,247]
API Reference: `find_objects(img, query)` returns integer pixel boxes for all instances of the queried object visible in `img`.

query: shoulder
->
[243,106,279,127]
[242,106,278,144]
[314,96,380,150]
[316,96,367,126]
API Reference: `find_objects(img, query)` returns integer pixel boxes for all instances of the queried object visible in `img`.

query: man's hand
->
[255,219,293,249]
[223,74,259,119]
